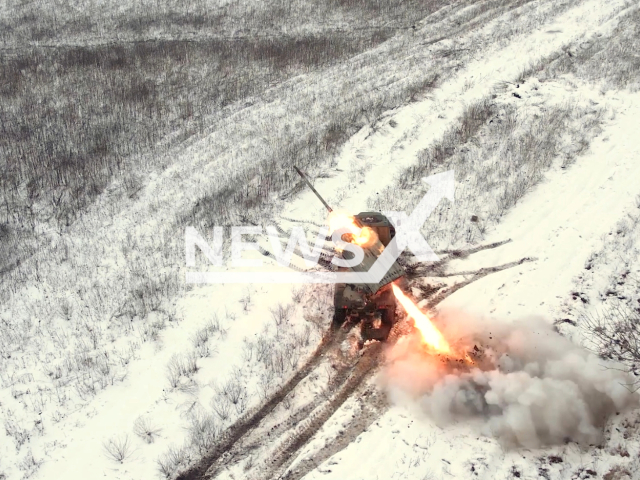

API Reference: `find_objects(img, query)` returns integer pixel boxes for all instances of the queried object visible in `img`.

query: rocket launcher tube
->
[293,166,333,213]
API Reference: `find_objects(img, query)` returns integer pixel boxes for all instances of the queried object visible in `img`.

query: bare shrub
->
[58,299,73,321]
[183,353,199,375]
[176,379,200,396]
[285,343,302,370]
[133,416,162,444]
[421,470,437,480]
[194,342,213,359]
[157,444,190,479]
[291,286,304,304]
[4,418,30,450]
[258,371,276,401]
[103,434,132,463]
[240,289,252,313]
[157,457,174,480]
[204,313,227,337]
[192,328,210,349]
[188,412,220,455]
[582,304,640,382]
[210,395,232,423]
[167,358,183,389]
[292,325,313,349]
[217,371,247,406]
[234,392,249,415]
[244,455,255,472]
[242,338,255,362]
[192,323,220,358]
[167,353,200,388]
[255,337,274,365]
[271,349,288,376]
[270,303,292,327]
[18,450,41,478]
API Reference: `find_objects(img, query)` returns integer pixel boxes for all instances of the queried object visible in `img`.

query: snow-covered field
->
[1,0,640,479]
[296,90,640,480]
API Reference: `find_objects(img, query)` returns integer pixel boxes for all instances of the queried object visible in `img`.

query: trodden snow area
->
[1,0,640,479]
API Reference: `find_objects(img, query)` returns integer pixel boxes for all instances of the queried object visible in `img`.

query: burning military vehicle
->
[294,166,405,344]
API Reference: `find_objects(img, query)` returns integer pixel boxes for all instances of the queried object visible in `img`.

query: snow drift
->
[382,309,640,448]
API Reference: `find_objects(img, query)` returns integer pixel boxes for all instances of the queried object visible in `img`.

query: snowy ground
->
[297,90,640,480]
[2,0,640,479]
[442,90,640,321]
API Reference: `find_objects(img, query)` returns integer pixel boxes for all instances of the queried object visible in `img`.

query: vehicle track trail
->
[278,388,388,480]
[176,324,352,480]
[183,245,530,480]
[263,255,533,480]
[257,342,384,480]
[203,337,362,478]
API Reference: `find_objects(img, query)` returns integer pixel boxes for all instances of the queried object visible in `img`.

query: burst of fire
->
[391,284,451,354]
[328,211,376,247]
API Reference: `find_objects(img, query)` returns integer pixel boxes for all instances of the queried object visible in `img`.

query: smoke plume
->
[382,309,639,448]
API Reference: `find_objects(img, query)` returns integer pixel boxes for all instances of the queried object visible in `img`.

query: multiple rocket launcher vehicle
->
[294,167,405,343]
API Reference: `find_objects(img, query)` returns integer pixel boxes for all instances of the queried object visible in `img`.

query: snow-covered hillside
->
[1,0,640,479]
[296,91,640,480]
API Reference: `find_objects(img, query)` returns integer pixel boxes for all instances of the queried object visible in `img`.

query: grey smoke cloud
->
[382,309,639,448]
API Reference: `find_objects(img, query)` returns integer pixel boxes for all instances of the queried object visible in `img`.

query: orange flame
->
[392,284,451,354]
[328,212,356,235]
[328,212,376,247]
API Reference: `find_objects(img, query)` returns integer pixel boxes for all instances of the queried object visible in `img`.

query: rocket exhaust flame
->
[391,284,451,354]
[328,211,377,247]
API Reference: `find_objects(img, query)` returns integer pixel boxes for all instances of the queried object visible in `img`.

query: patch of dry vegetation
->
[0,0,446,44]
[0,32,396,275]
[369,4,640,250]
[369,96,604,249]
[175,0,589,240]
[571,210,640,383]
[538,7,640,92]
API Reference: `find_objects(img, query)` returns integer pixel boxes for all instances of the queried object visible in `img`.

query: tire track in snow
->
[261,342,384,480]
[177,324,351,480]
[252,256,530,480]
[203,335,361,478]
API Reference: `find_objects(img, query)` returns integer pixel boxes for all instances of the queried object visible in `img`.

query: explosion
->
[328,211,377,247]
[382,310,640,448]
